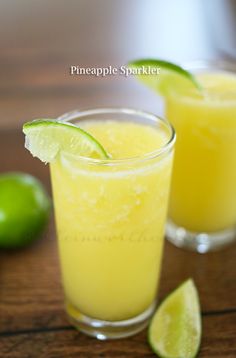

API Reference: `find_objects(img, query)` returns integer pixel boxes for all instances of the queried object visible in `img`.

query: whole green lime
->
[0,172,51,249]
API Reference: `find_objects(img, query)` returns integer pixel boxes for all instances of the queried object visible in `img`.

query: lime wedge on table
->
[149,279,201,358]
[23,119,109,162]
[128,59,202,96]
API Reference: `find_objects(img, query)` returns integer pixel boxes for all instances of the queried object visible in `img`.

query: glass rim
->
[57,107,176,166]
[182,59,236,73]
[175,59,236,103]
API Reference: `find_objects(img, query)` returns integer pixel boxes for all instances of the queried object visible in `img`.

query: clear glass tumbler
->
[50,108,175,339]
[166,61,236,253]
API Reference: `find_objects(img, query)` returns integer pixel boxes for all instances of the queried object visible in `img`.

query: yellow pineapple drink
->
[50,109,175,338]
[166,70,236,251]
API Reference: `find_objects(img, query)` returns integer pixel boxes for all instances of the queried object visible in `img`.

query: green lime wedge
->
[149,279,201,358]
[128,59,202,96]
[23,119,109,163]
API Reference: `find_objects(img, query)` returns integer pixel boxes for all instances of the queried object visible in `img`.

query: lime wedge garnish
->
[23,119,109,163]
[128,59,202,96]
[149,279,201,358]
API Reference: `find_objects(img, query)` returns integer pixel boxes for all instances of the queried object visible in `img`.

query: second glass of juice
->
[166,61,236,253]
[50,108,175,339]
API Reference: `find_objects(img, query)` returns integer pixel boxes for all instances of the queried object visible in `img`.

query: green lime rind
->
[0,172,51,249]
[148,279,201,358]
[128,59,202,96]
[23,119,109,163]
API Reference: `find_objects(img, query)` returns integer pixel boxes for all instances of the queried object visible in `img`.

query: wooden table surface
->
[0,51,236,357]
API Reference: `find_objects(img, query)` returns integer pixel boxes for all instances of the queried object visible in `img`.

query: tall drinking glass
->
[166,61,236,253]
[50,108,175,339]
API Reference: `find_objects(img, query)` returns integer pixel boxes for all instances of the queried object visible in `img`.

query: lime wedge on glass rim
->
[128,59,202,96]
[149,279,201,358]
[23,119,109,162]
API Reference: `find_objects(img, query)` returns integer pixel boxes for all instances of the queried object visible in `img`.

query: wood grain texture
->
[0,129,236,356]
[0,314,236,358]
[0,50,162,129]
[0,35,236,354]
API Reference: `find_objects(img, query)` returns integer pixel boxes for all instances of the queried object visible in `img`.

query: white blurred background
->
[0,0,234,63]
[0,0,235,128]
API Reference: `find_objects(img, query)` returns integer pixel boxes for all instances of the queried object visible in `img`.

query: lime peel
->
[149,279,201,358]
[128,59,202,96]
[0,172,51,249]
[23,119,109,163]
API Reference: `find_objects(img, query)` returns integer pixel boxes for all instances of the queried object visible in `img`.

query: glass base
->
[166,220,236,253]
[66,300,156,340]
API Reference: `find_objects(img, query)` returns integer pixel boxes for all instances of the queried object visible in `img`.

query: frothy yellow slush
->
[166,71,236,239]
[50,114,174,331]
